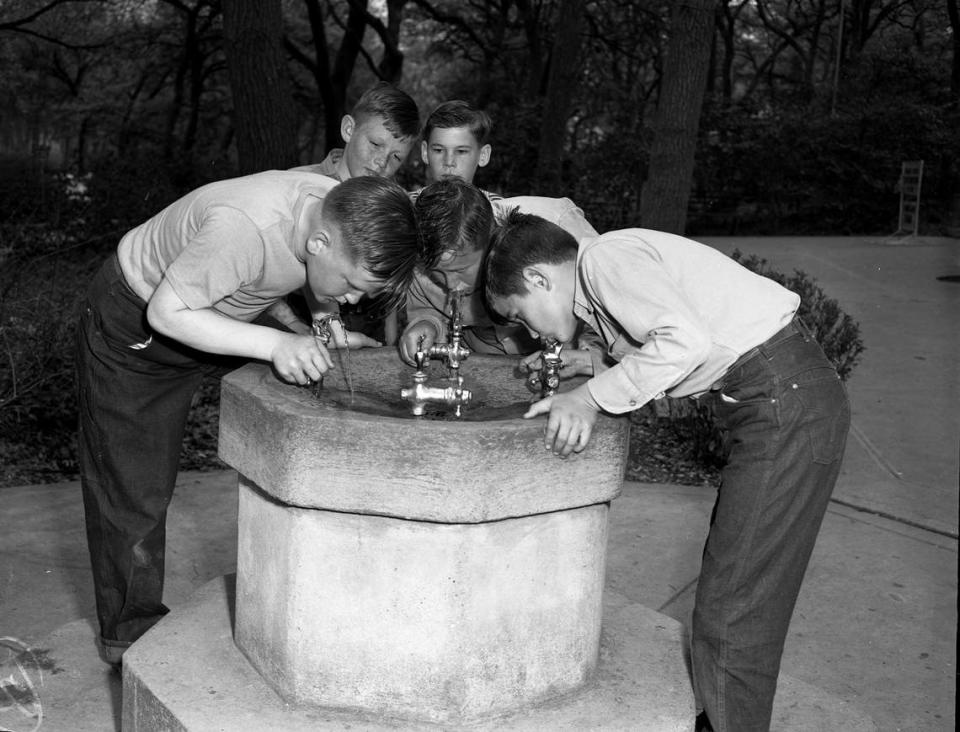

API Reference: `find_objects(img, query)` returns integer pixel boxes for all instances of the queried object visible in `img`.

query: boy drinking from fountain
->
[76,172,420,667]
[400,177,601,367]
[482,210,850,732]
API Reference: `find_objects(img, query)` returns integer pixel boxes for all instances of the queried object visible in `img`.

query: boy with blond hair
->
[294,81,420,181]
[77,172,420,667]
[483,211,851,732]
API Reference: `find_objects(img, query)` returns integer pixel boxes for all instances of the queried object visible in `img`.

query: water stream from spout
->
[311,314,355,404]
[338,328,355,405]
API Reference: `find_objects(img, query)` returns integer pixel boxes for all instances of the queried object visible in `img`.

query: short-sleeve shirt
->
[289,149,343,181]
[116,170,340,322]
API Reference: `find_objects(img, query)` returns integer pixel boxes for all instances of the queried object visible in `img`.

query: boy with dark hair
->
[420,100,493,185]
[399,178,601,364]
[76,172,420,667]
[483,211,850,732]
[293,81,420,181]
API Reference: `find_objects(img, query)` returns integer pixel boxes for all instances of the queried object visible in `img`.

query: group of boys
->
[76,81,850,732]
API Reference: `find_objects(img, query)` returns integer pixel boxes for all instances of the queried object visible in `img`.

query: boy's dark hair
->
[484,210,578,299]
[414,178,494,270]
[352,82,420,140]
[422,100,493,145]
[321,176,421,310]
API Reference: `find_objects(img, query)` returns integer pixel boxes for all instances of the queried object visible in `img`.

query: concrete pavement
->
[1,236,956,731]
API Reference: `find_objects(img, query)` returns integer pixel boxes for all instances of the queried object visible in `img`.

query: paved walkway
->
[1,236,956,731]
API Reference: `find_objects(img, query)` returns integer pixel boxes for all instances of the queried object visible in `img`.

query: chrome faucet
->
[400,367,472,417]
[526,338,564,398]
[423,289,471,381]
[400,290,473,416]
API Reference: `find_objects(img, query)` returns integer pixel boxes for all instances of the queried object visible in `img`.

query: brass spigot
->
[526,338,564,398]
[425,289,470,378]
[309,314,342,393]
[400,291,473,416]
[400,370,472,417]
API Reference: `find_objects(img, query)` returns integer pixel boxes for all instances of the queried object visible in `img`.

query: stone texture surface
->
[235,479,609,724]
[219,351,632,724]
[122,575,697,731]
[219,354,630,522]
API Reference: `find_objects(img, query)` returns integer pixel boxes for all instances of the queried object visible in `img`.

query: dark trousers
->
[692,321,850,731]
[76,256,243,653]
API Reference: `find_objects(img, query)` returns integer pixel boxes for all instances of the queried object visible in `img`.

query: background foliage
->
[1,0,955,485]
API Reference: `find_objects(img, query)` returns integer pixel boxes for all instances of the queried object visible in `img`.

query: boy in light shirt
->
[76,173,420,667]
[483,210,851,732]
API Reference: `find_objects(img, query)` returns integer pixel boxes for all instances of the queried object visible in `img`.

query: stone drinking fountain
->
[120,305,696,730]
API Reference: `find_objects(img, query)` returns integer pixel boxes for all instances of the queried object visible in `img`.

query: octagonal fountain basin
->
[218,349,631,726]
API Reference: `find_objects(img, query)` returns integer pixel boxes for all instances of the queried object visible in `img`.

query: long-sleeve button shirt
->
[576,229,799,413]
[406,196,599,353]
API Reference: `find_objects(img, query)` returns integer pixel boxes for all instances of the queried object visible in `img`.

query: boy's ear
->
[420,140,429,166]
[478,144,492,168]
[305,229,332,256]
[521,265,550,290]
[340,115,355,145]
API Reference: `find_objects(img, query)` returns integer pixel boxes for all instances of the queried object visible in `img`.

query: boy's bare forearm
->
[149,301,284,362]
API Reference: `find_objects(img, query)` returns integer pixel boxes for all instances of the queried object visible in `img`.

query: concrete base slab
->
[121,575,877,731]
[123,574,694,731]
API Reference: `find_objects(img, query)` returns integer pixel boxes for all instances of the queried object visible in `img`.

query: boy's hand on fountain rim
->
[523,384,600,458]
[399,321,440,365]
[270,332,335,385]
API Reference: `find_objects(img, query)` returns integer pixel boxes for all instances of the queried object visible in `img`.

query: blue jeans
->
[692,321,850,731]
[75,256,244,657]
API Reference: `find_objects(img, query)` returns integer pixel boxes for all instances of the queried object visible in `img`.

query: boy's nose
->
[443,151,456,167]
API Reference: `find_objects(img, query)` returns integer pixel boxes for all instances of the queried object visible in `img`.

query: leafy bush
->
[0,160,212,487]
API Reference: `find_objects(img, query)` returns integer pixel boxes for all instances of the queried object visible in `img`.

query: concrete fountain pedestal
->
[121,351,696,729]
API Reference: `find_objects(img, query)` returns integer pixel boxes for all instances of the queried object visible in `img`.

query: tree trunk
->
[376,0,408,83]
[328,0,368,150]
[948,0,960,100]
[222,0,298,174]
[639,0,717,234]
[534,0,586,196]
